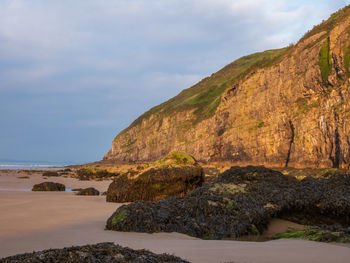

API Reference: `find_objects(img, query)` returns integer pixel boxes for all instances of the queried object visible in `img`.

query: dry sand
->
[0,171,349,263]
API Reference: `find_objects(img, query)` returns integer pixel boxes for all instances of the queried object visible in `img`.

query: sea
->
[0,161,70,170]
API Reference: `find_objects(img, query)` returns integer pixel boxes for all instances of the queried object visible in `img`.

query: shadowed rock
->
[32,182,65,192]
[106,166,204,202]
[106,166,350,241]
[0,242,189,263]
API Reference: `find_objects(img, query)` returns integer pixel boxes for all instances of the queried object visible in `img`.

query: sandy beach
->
[0,170,349,263]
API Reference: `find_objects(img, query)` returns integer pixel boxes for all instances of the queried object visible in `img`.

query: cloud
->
[0,0,349,162]
[0,0,343,92]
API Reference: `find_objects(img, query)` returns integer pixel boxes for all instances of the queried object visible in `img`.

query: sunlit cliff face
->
[105,6,350,168]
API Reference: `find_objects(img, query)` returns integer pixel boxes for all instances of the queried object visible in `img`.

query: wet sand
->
[0,171,349,262]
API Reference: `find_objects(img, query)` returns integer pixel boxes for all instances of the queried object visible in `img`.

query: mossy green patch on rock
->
[276,227,350,243]
[292,97,320,118]
[250,224,260,235]
[76,168,117,180]
[319,168,341,178]
[276,228,306,239]
[226,200,236,211]
[319,37,332,85]
[343,44,350,77]
[154,152,197,167]
[112,210,127,225]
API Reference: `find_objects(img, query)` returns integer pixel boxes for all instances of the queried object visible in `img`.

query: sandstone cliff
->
[105,6,350,168]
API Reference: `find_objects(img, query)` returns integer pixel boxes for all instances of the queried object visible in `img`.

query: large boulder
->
[32,182,65,191]
[0,242,189,263]
[76,187,100,196]
[106,166,350,240]
[106,166,204,203]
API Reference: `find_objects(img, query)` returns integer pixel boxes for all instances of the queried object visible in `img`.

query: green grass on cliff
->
[120,47,291,136]
[343,44,350,78]
[319,37,332,85]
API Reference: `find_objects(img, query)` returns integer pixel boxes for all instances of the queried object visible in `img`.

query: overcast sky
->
[1,0,350,164]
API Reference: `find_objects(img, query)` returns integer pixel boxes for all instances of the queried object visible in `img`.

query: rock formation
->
[76,187,100,196]
[104,6,350,168]
[0,242,189,263]
[106,165,204,202]
[106,166,350,241]
[32,182,65,191]
[42,171,60,177]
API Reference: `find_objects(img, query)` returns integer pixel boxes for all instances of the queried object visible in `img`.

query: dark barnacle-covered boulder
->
[106,166,350,241]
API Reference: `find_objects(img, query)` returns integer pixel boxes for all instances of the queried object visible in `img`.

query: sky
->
[1,0,350,164]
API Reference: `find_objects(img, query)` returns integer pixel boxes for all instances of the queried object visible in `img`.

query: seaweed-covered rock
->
[106,166,350,240]
[76,168,117,181]
[32,182,65,192]
[0,242,189,263]
[276,225,350,243]
[106,166,204,202]
[76,187,100,196]
[42,171,60,177]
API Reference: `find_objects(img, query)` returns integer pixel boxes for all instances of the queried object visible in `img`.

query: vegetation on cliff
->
[121,47,291,132]
[319,37,332,84]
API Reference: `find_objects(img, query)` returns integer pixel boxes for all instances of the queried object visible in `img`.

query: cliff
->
[104,6,350,168]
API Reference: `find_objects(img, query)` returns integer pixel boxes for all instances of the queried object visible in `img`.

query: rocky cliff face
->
[105,6,350,168]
